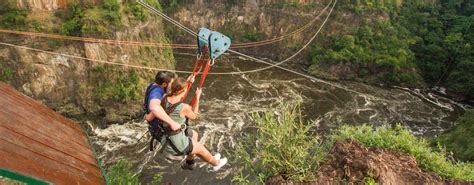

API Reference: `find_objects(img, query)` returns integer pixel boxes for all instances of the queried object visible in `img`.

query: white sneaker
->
[210,158,227,172]
[213,153,221,161]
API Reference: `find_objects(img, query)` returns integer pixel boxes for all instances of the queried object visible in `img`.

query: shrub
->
[330,124,474,180]
[0,0,28,30]
[91,66,142,103]
[102,0,122,25]
[59,5,85,36]
[59,1,122,37]
[125,2,147,22]
[232,103,324,183]
[434,110,474,161]
[0,64,14,82]
[107,159,140,185]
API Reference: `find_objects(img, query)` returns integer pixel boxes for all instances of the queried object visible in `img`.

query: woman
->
[145,77,227,172]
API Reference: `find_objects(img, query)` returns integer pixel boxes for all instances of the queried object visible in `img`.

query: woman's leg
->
[190,139,219,166]
[191,130,198,141]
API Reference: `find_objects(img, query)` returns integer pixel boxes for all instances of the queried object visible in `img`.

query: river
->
[88,54,469,184]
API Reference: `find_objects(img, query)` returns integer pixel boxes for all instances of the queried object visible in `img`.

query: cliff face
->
[16,0,100,11]
[0,1,175,123]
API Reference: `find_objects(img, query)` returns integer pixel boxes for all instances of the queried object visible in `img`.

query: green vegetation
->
[221,23,267,43]
[434,110,474,161]
[124,1,147,22]
[312,21,419,84]
[143,0,163,11]
[244,32,265,42]
[91,66,142,103]
[233,104,324,183]
[0,0,29,30]
[59,5,85,36]
[310,0,474,99]
[234,104,474,183]
[331,124,474,181]
[364,176,376,185]
[159,0,181,12]
[107,159,162,185]
[0,64,14,82]
[270,2,318,11]
[58,1,122,37]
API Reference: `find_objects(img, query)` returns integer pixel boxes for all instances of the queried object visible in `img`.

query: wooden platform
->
[0,82,106,184]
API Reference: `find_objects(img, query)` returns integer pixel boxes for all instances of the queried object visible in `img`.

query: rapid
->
[88,54,469,184]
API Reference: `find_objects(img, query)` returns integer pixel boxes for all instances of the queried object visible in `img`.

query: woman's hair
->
[168,77,188,97]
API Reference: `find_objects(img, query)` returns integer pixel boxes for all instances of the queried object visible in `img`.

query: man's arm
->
[149,99,181,131]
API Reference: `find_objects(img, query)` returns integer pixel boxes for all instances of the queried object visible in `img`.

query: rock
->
[267,140,472,184]
[315,140,456,184]
[17,0,59,11]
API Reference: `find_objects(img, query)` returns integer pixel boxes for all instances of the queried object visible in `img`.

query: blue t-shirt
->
[146,84,165,126]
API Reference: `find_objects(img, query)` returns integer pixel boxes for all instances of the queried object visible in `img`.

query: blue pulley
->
[197,27,212,54]
[208,31,231,59]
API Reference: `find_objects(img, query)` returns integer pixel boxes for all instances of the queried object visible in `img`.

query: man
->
[145,71,182,132]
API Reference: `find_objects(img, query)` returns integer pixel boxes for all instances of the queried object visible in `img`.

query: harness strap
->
[161,97,182,115]
[150,136,155,151]
[190,59,212,106]
[143,83,160,114]
[182,45,208,102]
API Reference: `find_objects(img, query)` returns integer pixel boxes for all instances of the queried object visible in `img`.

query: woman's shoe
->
[213,153,221,161]
[209,157,227,172]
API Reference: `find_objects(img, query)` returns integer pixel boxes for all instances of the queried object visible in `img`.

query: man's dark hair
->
[155,71,176,85]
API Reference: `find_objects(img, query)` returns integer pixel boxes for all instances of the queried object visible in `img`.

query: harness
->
[143,85,189,154]
[144,87,187,153]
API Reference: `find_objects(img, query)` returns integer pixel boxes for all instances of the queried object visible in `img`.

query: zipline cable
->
[0,41,194,74]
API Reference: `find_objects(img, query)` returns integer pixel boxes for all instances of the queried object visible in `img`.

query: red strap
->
[181,45,208,101]
[190,59,212,106]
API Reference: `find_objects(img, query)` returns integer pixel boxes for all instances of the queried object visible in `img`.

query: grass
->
[232,103,324,183]
[434,110,474,161]
[107,159,140,185]
[233,104,474,183]
[107,159,162,185]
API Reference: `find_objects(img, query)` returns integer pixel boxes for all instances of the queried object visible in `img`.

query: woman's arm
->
[149,99,182,131]
[182,88,201,120]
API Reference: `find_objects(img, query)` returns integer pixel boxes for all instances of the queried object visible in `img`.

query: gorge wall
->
[164,0,333,59]
[0,0,175,123]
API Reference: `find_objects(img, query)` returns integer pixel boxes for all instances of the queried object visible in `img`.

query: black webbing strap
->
[144,83,160,114]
